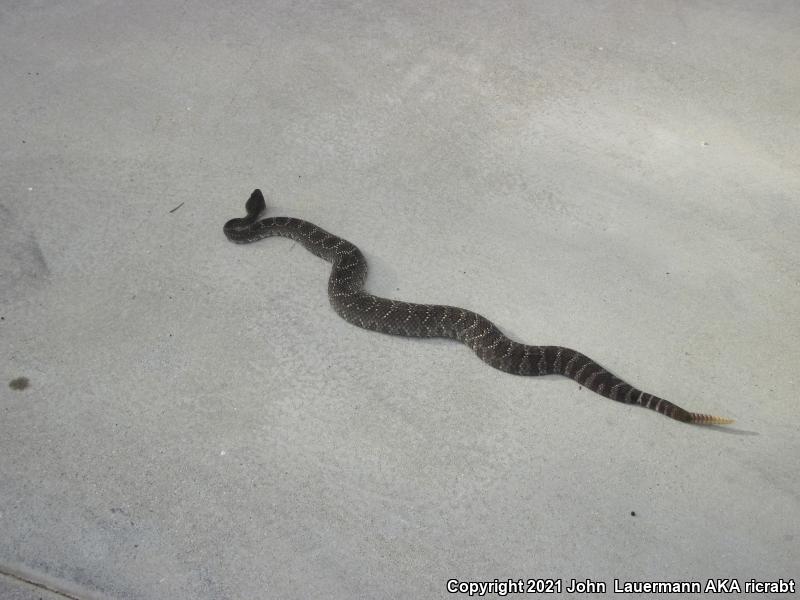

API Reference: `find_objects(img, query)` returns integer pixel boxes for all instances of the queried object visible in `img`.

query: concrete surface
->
[1,1,798,599]
[0,572,70,600]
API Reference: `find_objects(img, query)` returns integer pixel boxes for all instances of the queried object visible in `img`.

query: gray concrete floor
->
[2,2,798,599]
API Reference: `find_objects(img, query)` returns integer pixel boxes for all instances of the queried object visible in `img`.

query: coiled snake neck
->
[224,189,733,426]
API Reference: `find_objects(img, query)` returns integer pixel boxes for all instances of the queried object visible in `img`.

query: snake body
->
[224,189,732,426]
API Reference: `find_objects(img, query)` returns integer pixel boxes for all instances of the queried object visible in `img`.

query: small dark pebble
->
[9,377,30,390]
[630,511,636,517]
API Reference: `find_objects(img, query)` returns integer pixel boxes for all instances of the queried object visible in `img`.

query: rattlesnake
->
[224,189,732,426]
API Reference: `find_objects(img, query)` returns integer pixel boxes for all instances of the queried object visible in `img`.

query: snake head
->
[245,189,266,217]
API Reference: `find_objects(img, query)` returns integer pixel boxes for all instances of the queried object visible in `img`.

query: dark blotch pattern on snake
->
[224,189,732,426]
